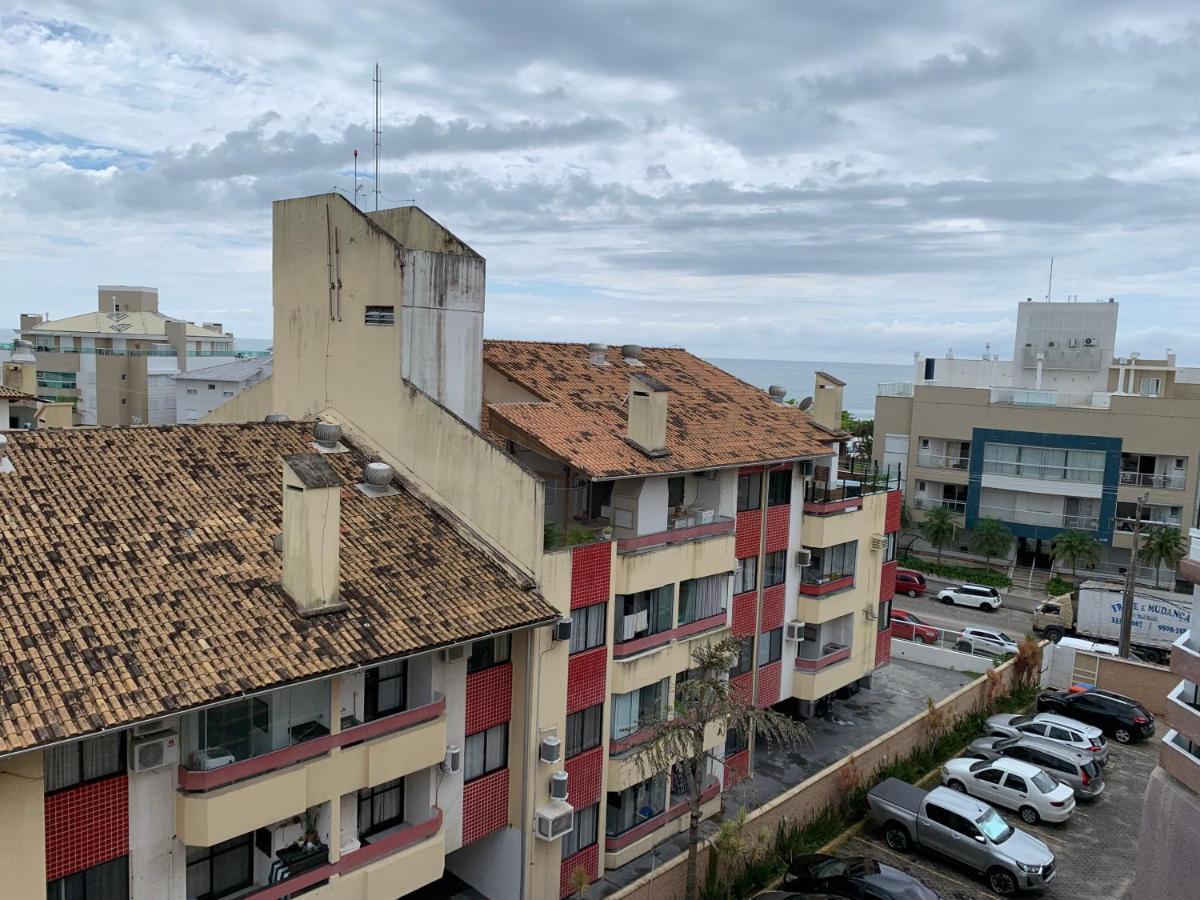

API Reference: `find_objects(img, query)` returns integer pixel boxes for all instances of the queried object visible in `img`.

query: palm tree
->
[1139,527,1186,588]
[1050,529,1100,584]
[968,517,1013,568]
[919,505,957,565]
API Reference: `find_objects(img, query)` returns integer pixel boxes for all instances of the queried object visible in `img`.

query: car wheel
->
[1020,805,1040,825]
[883,822,911,852]
[1114,727,1133,744]
[941,595,954,605]
[947,779,966,793]
[955,640,972,653]
[988,868,1019,896]
[907,589,918,598]
[913,635,926,644]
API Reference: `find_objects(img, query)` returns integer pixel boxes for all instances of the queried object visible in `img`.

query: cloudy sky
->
[4,2,1200,361]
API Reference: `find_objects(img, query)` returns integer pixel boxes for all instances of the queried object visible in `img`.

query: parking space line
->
[857,836,1000,898]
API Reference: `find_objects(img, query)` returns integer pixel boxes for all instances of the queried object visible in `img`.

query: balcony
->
[794,643,851,671]
[1121,470,1186,491]
[1167,681,1200,747]
[1160,730,1200,797]
[616,515,735,553]
[915,452,969,471]
[914,496,966,515]
[877,382,913,397]
[1172,632,1200,686]
[989,387,1112,410]
[977,504,1099,532]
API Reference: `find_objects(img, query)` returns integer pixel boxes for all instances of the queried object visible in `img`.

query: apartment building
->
[175,356,274,423]
[1133,529,1200,897]
[1,339,73,430]
[15,286,247,426]
[874,298,1200,583]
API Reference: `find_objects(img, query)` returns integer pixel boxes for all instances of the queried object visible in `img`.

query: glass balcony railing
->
[914,496,966,515]
[1120,471,1186,490]
[977,504,1099,531]
[916,452,969,471]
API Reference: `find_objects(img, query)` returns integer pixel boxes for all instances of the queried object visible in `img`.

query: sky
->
[4,2,1200,362]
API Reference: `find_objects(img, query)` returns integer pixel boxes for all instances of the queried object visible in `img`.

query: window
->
[589,480,614,521]
[465,723,508,781]
[120,373,127,381]
[678,574,728,625]
[974,767,1004,785]
[1003,773,1027,792]
[877,599,891,631]
[47,856,128,900]
[736,472,761,512]
[614,585,673,644]
[801,541,857,585]
[1048,725,1077,743]
[733,556,757,595]
[767,469,791,506]
[186,388,198,395]
[565,704,603,757]
[982,442,1105,484]
[606,773,668,837]
[358,776,405,838]
[561,803,600,859]
[757,628,783,666]
[724,724,748,756]
[37,371,77,390]
[611,678,668,740]
[570,603,606,654]
[668,476,685,509]
[186,834,253,900]
[467,634,511,673]
[729,638,754,678]
[364,305,396,325]
[45,733,125,793]
[763,549,787,587]
[883,531,897,563]
[207,384,216,390]
[222,390,234,397]
[365,660,407,721]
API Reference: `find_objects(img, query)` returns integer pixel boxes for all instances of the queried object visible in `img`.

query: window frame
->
[729,637,754,678]
[757,627,783,666]
[614,585,674,645]
[47,856,129,900]
[467,634,512,673]
[464,722,509,782]
[767,469,792,506]
[358,776,406,839]
[186,834,254,900]
[736,472,762,512]
[565,704,603,758]
[762,549,787,588]
[677,574,728,626]
[610,678,668,740]
[561,802,600,859]
[667,476,685,509]
[364,659,408,722]
[364,305,396,326]
[605,773,668,838]
[733,556,757,595]
[569,602,607,654]
[44,732,127,795]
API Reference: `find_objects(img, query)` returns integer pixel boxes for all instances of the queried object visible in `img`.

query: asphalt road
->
[892,585,1038,642]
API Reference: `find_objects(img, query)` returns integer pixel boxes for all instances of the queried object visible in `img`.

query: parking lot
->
[846,735,1158,899]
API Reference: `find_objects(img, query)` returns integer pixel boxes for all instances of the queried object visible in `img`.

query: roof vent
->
[312,420,347,453]
[587,343,608,367]
[0,433,11,475]
[768,385,788,404]
[621,344,644,366]
[265,413,289,423]
[356,461,401,497]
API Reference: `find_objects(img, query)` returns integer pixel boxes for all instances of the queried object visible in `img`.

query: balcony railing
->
[914,496,966,515]
[877,382,914,397]
[1115,515,1183,532]
[795,643,852,671]
[915,452,969,471]
[989,388,1112,410]
[797,573,855,597]
[1120,470,1186,490]
[977,504,1099,532]
[616,516,735,554]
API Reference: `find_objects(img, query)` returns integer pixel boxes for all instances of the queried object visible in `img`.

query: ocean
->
[707,358,912,419]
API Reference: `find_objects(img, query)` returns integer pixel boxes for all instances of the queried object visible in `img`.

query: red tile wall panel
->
[571,542,612,609]
[560,844,600,898]
[760,584,785,633]
[765,505,790,553]
[462,767,510,845]
[45,775,129,881]
[875,629,892,669]
[723,749,750,788]
[756,660,783,708]
[566,647,607,714]
[466,662,513,735]
[885,490,902,534]
[564,746,604,809]
[735,510,763,558]
[731,592,757,637]
[879,560,897,602]
[731,671,753,705]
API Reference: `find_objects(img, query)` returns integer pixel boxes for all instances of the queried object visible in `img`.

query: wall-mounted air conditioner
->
[550,770,570,801]
[799,460,814,477]
[1084,337,1095,347]
[441,745,462,775]
[131,733,178,773]
[534,800,575,841]
[540,735,562,763]
[553,618,573,642]
[132,718,175,738]
[870,534,888,552]
[794,549,812,568]
[785,620,806,642]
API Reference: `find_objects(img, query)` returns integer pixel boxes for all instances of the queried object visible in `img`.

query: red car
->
[895,568,927,597]
[890,609,939,644]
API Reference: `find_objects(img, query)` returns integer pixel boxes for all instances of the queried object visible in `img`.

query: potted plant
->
[302,807,320,850]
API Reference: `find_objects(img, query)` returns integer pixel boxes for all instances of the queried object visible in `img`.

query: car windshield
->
[907,612,924,624]
[1010,715,1032,726]
[997,631,1014,643]
[1032,771,1057,793]
[969,759,991,772]
[977,809,1013,843]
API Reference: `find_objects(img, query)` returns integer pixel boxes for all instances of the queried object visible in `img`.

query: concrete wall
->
[200,375,275,424]
[130,752,186,900]
[0,749,45,897]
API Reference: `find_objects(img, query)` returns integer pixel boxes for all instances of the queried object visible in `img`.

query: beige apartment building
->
[874,298,1200,584]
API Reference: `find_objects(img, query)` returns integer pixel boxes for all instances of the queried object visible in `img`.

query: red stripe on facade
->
[571,542,612,609]
[603,782,721,852]
[803,497,862,516]
[879,560,898,602]
[735,509,763,558]
[723,749,750,787]
[875,629,892,668]
[612,630,673,659]
[760,584,785,633]
[796,574,855,597]
[885,490,903,534]
[756,660,783,707]
[560,844,600,899]
[731,671,753,705]
[765,504,790,553]
[674,611,728,640]
[731,591,756,637]
[567,646,607,714]
[617,517,735,553]
[462,768,510,845]
[45,774,129,882]
[466,662,513,735]
[564,746,604,809]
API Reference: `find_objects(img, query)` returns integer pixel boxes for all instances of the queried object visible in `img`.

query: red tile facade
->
[885,490,902,534]
[45,775,129,882]
[731,591,757,636]
[560,844,600,898]
[564,746,604,809]
[760,584,785,633]
[567,646,608,714]
[462,768,510,845]
[879,560,897,602]
[735,509,762,558]
[466,662,513,735]
[723,749,750,787]
[731,672,754,706]
[765,504,790,553]
[875,629,892,669]
[756,660,782,707]
[571,542,612,609]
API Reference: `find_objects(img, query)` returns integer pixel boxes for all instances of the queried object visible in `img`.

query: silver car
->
[986,712,1109,766]
[966,734,1105,800]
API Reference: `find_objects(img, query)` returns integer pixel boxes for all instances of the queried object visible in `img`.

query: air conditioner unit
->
[794,549,812,568]
[534,800,575,841]
[1084,337,1095,347]
[440,645,465,663]
[785,620,806,642]
[1047,340,1056,348]
[553,618,573,643]
[550,770,570,801]
[440,745,462,775]
[131,733,178,773]
[799,460,815,477]
[132,718,175,737]
[870,534,888,552]
[540,735,562,763]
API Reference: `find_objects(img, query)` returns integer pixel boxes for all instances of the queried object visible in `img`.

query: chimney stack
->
[626,374,671,458]
[281,453,347,615]
[165,320,188,373]
[4,340,37,397]
[811,371,846,432]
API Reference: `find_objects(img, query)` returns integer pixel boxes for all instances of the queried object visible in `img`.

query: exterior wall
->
[130,761,183,900]
[177,376,257,423]
[201,375,275,424]
[612,534,734,596]
[0,749,45,896]
[46,774,129,881]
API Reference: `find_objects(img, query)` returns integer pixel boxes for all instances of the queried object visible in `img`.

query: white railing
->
[891,623,1011,658]
[981,459,1105,484]
[977,504,1099,531]
[877,382,914,397]
[914,496,966,514]
[989,388,1112,409]
[1115,515,1183,532]
[1120,471,1186,491]
[915,452,970,471]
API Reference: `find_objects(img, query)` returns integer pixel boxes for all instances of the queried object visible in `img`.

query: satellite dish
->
[797,396,813,411]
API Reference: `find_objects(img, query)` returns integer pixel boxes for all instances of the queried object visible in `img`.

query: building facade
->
[175,356,274,424]
[874,298,1200,583]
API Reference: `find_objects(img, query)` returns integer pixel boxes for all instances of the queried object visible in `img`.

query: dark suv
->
[1036,688,1155,743]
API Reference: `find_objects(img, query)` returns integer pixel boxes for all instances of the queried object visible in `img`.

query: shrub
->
[897,553,1011,588]
[1046,575,1074,597]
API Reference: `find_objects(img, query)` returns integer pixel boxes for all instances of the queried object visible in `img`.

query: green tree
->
[1050,529,1100,583]
[627,635,807,900]
[968,517,1013,568]
[919,505,957,564]
[1139,526,1186,588]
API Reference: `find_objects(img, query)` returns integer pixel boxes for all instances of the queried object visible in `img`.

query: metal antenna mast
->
[1046,256,1054,302]
[352,149,361,208]
[373,62,381,211]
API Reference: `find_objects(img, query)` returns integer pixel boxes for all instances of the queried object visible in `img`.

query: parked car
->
[941,757,1076,824]
[965,735,1105,801]
[954,627,1018,657]
[1036,687,1156,744]
[936,584,1002,611]
[866,778,1055,896]
[896,569,927,598]
[782,854,942,899]
[891,609,940,644]
[986,713,1109,766]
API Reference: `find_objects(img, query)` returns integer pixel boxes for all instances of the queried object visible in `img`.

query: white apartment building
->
[175,357,273,423]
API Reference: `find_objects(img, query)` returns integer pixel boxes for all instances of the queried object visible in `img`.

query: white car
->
[942,756,1076,824]
[986,713,1109,766]
[955,627,1018,657]
[937,583,1002,610]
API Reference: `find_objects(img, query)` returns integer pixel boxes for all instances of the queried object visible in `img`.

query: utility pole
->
[1118,491,1149,658]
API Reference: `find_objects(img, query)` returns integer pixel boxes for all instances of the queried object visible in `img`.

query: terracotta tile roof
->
[0,422,556,753]
[0,384,38,401]
[483,341,835,478]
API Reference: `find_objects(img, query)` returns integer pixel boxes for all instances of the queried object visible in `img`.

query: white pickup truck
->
[866,778,1056,896]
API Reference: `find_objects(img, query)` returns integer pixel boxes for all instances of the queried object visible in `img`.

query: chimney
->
[165,320,188,373]
[4,340,37,397]
[19,313,43,333]
[626,374,671,457]
[281,453,347,615]
[811,371,846,432]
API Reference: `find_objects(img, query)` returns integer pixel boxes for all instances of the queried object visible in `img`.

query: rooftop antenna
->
[1046,256,1054,302]
[373,62,381,212]
[352,149,361,208]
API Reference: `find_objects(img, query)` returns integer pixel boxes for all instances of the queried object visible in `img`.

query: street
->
[893,578,1038,641]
